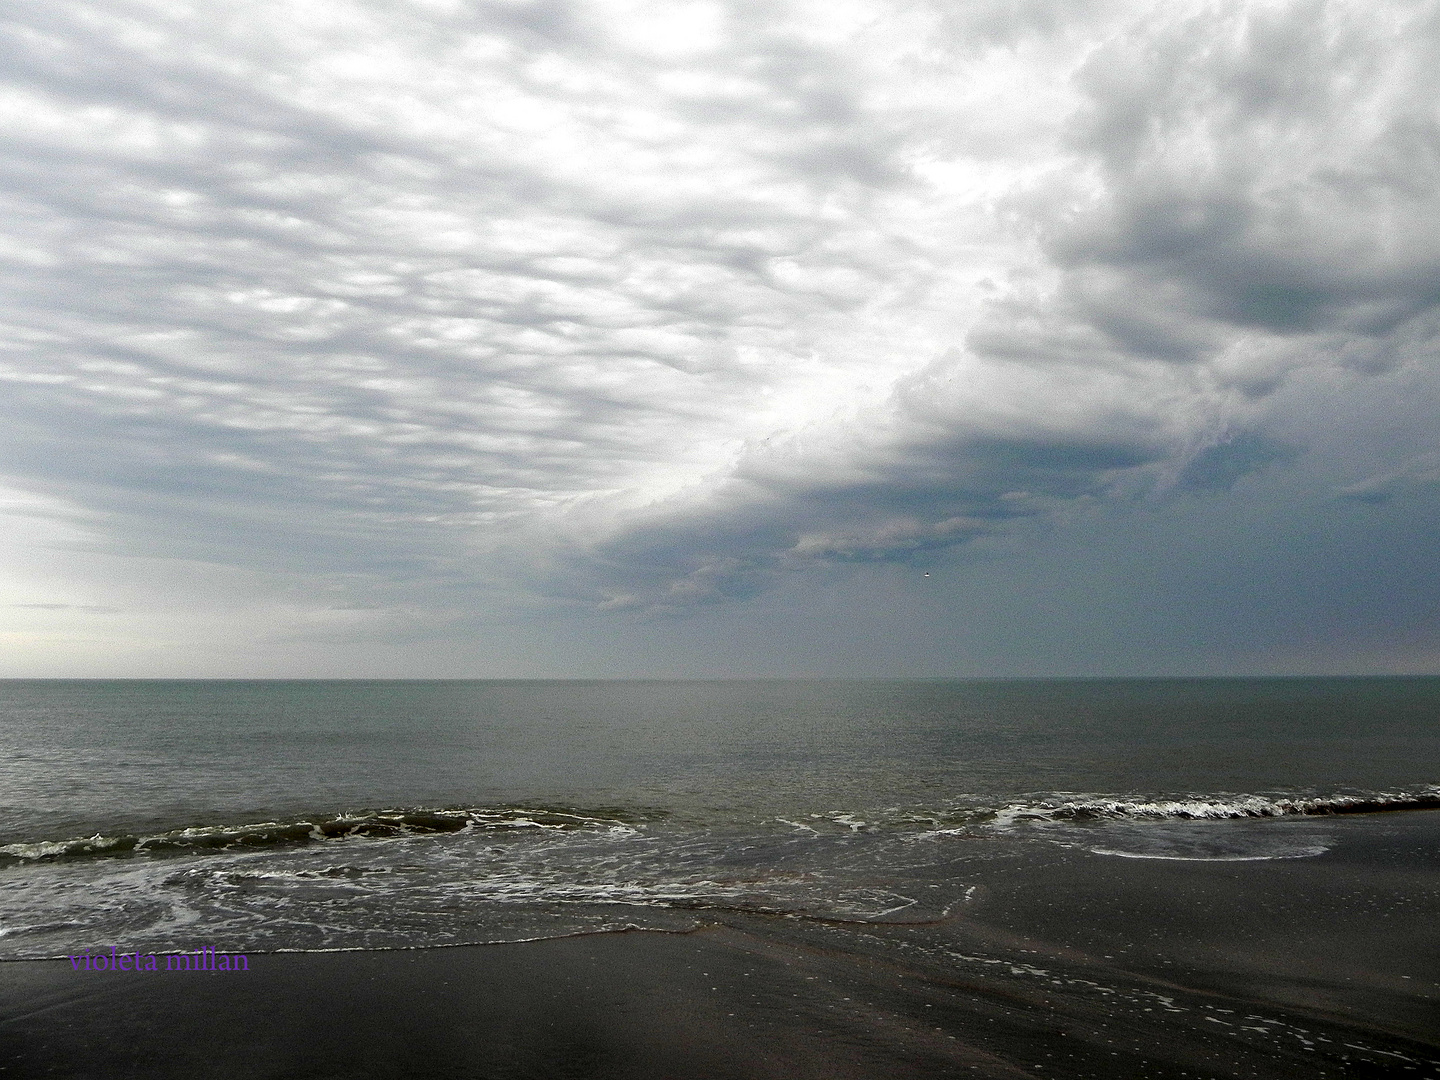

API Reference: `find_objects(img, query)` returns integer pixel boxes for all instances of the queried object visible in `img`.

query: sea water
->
[2,678,1437,960]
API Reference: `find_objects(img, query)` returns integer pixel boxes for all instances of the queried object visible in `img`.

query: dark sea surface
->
[2,678,1439,1076]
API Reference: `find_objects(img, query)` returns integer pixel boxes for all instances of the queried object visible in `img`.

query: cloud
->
[1334,451,1440,504]
[1174,431,1300,493]
[0,0,1437,622]
[9,603,119,613]
[1057,0,1440,341]
[524,0,1440,609]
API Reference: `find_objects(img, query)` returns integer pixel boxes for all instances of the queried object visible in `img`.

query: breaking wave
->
[985,788,1440,825]
[4,788,1436,867]
[0,807,644,864]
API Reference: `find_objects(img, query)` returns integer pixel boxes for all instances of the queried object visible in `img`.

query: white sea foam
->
[1083,845,1331,862]
[985,788,1440,826]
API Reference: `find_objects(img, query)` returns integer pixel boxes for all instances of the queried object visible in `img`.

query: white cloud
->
[0,0,1436,636]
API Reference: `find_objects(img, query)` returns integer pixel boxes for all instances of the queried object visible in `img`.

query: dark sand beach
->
[5,810,1437,1080]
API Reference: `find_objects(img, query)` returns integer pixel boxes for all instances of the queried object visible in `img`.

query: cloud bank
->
[1,0,1437,628]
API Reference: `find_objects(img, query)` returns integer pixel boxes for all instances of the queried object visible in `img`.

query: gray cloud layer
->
[1,0,1437,623]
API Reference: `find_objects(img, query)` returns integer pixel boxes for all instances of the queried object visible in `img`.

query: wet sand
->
[2,929,1048,1080]
[1,921,1435,1079]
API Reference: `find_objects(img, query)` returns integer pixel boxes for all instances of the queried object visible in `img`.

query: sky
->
[0,0,1437,677]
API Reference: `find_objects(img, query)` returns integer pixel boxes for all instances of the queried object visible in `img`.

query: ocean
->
[2,678,1439,1076]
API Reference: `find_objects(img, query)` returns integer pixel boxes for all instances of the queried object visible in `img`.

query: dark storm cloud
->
[0,0,1436,623]
[515,0,1440,610]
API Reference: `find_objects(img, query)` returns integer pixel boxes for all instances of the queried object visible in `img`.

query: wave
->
[987,788,1440,825]
[0,807,640,864]
[4,787,1437,866]
[1082,845,1332,862]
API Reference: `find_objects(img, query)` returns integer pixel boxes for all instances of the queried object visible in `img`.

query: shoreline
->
[4,813,1438,1078]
